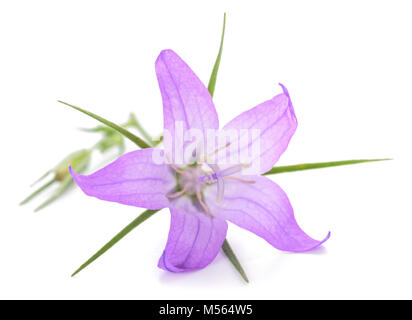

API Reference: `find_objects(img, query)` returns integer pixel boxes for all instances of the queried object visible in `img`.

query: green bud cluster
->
[19,112,150,212]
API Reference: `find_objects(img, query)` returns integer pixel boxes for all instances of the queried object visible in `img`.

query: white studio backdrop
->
[0,0,411,299]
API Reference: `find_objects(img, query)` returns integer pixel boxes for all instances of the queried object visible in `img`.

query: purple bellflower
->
[70,50,330,272]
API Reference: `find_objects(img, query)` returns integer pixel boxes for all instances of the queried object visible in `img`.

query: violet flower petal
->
[218,84,297,174]
[70,148,174,210]
[155,49,219,159]
[204,175,329,252]
[158,197,228,272]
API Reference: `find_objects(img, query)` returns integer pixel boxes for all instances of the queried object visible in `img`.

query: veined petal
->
[204,176,329,252]
[158,197,228,272]
[70,148,174,210]
[155,50,219,163]
[215,84,297,175]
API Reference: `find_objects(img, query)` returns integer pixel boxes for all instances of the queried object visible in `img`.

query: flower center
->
[166,162,255,217]
[166,163,213,216]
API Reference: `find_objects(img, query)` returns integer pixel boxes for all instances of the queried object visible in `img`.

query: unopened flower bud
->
[54,149,91,181]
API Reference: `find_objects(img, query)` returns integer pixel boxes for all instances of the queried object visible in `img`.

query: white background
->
[0,0,411,299]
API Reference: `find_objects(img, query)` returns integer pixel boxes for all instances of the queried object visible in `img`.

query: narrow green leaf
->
[34,175,74,212]
[72,209,159,277]
[58,100,151,149]
[207,13,226,98]
[221,239,249,283]
[264,158,392,176]
[20,179,55,205]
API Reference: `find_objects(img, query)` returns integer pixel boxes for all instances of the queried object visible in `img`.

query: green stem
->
[72,210,159,277]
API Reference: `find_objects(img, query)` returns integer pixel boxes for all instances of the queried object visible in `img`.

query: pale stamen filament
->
[220,163,250,177]
[196,192,213,217]
[203,142,231,163]
[166,184,190,198]
[169,162,190,176]
[165,154,190,176]
[223,176,255,184]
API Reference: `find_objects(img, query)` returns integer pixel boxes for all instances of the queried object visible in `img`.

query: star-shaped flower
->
[70,49,329,272]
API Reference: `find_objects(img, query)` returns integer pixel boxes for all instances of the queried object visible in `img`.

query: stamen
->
[166,185,190,198]
[169,162,190,176]
[223,176,255,184]
[203,142,231,163]
[220,163,250,177]
[196,192,213,217]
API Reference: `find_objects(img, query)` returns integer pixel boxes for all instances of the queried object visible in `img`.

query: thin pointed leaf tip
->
[208,13,226,97]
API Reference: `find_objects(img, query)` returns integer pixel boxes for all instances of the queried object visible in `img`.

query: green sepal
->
[34,175,74,212]
[264,158,392,176]
[221,239,249,283]
[58,100,151,149]
[20,179,56,205]
[30,170,52,187]
[71,209,159,277]
[208,13,226,98]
